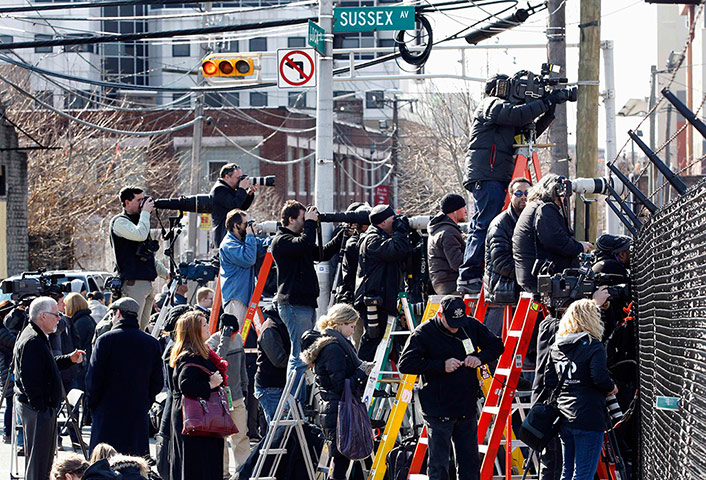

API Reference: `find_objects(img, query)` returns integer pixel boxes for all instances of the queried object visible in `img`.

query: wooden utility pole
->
[547,0,568,177]
[575,0,600,241]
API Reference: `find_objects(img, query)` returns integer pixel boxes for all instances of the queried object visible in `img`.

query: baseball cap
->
[439,295,469,328]
[109,297,140,316]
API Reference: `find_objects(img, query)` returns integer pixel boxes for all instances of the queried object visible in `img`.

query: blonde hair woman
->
[300,304,374,480]
[64,292,94,394]
[545,299,618,480]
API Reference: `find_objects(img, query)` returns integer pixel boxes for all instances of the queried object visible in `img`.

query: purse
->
[336,378,374,460]
[181,363,238,438]
[518,361,570,452]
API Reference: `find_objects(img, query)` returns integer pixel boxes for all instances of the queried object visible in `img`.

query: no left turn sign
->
[277,48,316,89]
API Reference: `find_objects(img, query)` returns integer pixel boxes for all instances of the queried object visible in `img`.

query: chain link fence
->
[633,178,706,480]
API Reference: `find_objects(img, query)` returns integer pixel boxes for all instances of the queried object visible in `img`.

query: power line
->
[0,0,202,15]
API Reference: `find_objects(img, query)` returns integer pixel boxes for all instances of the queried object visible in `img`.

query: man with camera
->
[457,74,570,294]
[354,204,411,361]
[592,234,631,342]
[428,193,467,295]
[210,163,258,248]
[271,200,345,399]
[110,186,169,330]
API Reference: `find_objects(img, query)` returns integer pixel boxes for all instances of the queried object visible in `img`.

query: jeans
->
[254,386,284,425]
[277,303,315,404]
[559,423,604,480]
[425,415,480,480]
[458,180,507,285]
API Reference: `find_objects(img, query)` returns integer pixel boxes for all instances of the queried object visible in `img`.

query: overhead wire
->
[210,123,315,165]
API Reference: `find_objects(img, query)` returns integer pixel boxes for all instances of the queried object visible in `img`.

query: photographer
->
[210,163,258,248]
[513,174,593,295]
[457,74,568,294]
[592,234,631,342]
[354,205,411,361]
[428,193,467,295]
[271,200,345,401]
[110,186,169,330]
[334,203,370,306]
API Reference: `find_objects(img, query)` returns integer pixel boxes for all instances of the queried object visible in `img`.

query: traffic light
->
[201,54,255,77]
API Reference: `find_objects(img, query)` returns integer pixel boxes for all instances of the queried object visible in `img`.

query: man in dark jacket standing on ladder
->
[427,193,467,295]
[399,295,503,480]
[457,74,566,295]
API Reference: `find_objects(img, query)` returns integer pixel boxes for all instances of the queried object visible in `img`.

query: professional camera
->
[495,64,578,105]
[242,174,275,187]
[1,271,72,301]
[104,276,123,299]
[606,394,623,422]
[318,211,371,225]
[537,253,628,310]
[154,194,213,214]
[178,260,218,283]
[136,239,160,262]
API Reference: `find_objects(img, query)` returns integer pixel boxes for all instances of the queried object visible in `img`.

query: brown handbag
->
[181,363,238,438]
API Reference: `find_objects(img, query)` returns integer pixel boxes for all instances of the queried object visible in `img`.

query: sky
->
[404,0,661,164]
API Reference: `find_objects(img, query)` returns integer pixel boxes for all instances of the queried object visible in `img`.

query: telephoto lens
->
[249,176,276,187]
[606,394,623,422]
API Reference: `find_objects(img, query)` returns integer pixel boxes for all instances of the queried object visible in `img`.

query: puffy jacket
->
[464,96,554,185]
[354,225,410,315]
[271,221,344,308]
[544,332,615,431]
[513,201,583,293]
[427,213,465,294]
[209,179,254,248]
[398,317,504,418]
[300,329,367,431]
[483,207,520,304]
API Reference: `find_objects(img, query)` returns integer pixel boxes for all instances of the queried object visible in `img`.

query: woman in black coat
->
[300,304,373,480]
[65,293,95,391]
[169,310,227,480]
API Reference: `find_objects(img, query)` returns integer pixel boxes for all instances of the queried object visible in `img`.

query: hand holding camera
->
[247,219,257,235]
[239,175,252,190]
[545,89,571,107]
[140,196,155,213]
[580,241,594,253]
[393,214,411,233]
[305,206,319,222]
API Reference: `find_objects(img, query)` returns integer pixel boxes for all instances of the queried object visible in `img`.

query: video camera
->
[178,259,218,284]
[537,253,629,311]
[495,64,578,105]
[1,270,72,301]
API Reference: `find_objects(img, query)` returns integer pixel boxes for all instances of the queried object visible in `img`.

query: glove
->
[393,215,411,234]
[221,313,240,331]
[545,89,569,107]
[359,361,376,376]
[367,323,383,340]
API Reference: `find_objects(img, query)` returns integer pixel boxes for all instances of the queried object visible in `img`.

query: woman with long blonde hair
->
[544,299,618,480]
[168,311,229,480]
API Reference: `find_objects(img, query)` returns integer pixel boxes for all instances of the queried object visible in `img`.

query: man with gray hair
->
[13,296,84,480]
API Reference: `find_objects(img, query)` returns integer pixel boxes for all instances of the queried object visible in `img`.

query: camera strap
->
[546,357,571,405]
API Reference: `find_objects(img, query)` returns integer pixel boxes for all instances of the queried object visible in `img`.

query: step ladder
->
[477,293,542,480]
[251,369,317,480]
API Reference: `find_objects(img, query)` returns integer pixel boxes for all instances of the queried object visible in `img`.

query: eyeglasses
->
[513,191,529,197]
[43,312,60,318]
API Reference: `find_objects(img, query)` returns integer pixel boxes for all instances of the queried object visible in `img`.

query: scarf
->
[208,348,229,386]
[322,328,362,369]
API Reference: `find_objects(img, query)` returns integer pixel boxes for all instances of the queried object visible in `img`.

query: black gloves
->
[221,313,240,331]
[545,89,570,107]
[393,215,411,234]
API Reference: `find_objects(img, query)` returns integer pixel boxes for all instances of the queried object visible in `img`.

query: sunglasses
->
[513,191,529,197]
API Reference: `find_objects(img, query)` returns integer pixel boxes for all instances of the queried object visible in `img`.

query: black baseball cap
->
[439,295,469,328]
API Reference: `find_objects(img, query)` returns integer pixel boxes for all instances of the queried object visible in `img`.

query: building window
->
[64,90,90,110]
[64,34,94,53]
[206,92,240,108]
[172,93,191,108]
[288,91,307,108]
[35,34,52,54]
[218,39,238,53]
[0,35,12,52]
[249,37,267,52]
[250,92,267,107]
[366,91,384,109]
[172,42,190,57]
[377,37,394,57]
[334,90,354,109]
[288,37,306,48]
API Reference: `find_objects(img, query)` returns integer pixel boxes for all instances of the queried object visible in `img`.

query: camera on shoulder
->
[136,239,160,262]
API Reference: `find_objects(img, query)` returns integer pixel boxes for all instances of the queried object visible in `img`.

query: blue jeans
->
[458,180,507,285]
[425,415,480,480]
[277,303,315,404]
[558,423,604,480]
[254,386,284,425]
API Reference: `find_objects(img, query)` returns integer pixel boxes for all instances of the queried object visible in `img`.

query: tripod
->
[151,214,187,338]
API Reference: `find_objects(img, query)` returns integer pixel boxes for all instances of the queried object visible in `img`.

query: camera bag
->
[518,363,569,452]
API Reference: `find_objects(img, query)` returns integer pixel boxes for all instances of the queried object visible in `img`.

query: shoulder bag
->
[181,363,238,438]
[336,378,374,460]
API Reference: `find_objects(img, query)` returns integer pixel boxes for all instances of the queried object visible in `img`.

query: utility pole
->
[391,95,399,211]
[187,2,212,259]
[314,0,334,313]
[547,0,568,177]
[575,0,600,241]
[601,40,621,234]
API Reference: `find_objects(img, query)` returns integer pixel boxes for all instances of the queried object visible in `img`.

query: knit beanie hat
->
[369,204,394,225]
[440,193,466,214]
[596,234,631,255]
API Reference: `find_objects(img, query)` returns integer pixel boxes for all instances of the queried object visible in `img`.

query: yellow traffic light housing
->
[201,55,255,78]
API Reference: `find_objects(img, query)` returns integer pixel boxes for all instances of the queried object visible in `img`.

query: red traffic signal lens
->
[235,59,251,74]
[202,60,217,76]
[218,60,234,75]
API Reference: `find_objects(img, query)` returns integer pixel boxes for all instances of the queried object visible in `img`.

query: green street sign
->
[333,6,415,33]
[655,396,680,411]
[308,20,325,56]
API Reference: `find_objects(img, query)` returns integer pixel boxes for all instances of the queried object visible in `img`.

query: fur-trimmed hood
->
[300,331,336,366]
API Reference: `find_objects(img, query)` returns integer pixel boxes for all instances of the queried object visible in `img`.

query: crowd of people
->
[0,75,636,480]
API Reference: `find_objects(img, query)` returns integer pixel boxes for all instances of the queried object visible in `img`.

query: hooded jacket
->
[398,317,504,418]
[483,206,520,304]
[544,332,615,431]
[427,213,465,293]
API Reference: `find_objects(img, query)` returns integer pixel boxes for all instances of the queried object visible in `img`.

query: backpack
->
[384,437,418,480]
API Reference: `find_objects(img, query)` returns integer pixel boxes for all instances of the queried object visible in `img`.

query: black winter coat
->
[427,213,465,294]
[169,353,224,480]
[335,232,362,304]
[544,332,615,431]
[71,309,95,390]
[255,314,290,389]
[209,178,254,248]
[464,96,554,185]
[50,315,80,390]
[398,317,504,418]
[85,316,164,456]
[483,206,520,304]
[513,201,583,293]
[531,315,559,404]
[592,254,630,342]
[354,225,410,315]
[271,221,344,308]
[300,330,366,432]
